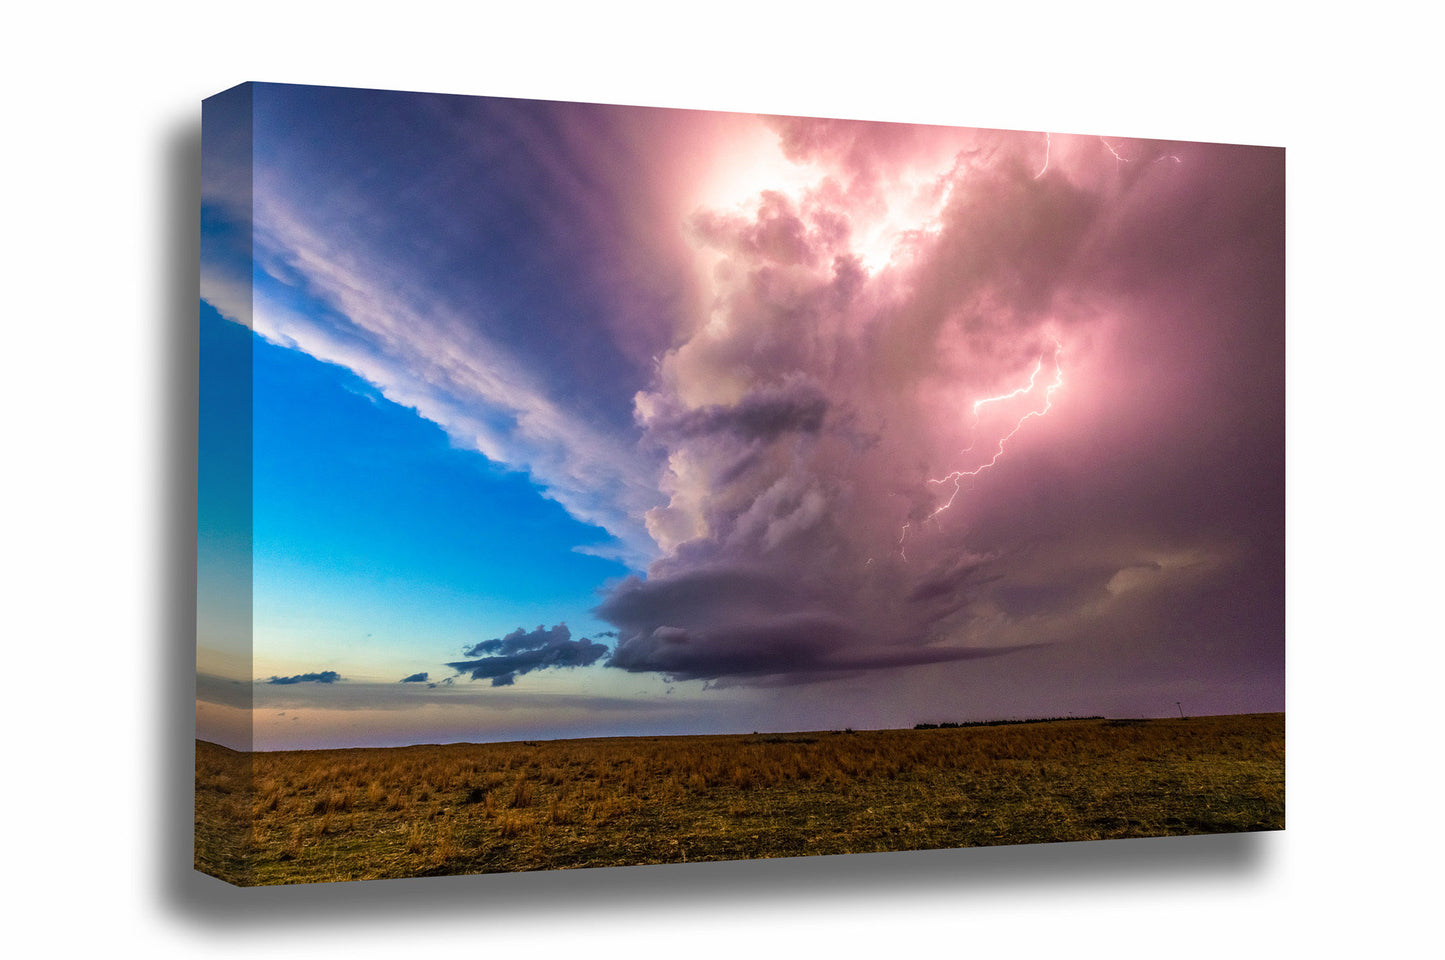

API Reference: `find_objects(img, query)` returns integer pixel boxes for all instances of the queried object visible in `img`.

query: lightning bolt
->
[1102,139,1185,167]
[973,355,1047,416]
[1034,132,1051,180]
[955,355,1045,456]
[1100,138,1129,163]
[895,339,1064,558]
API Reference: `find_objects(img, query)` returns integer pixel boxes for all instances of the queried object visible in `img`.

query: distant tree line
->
[913,716,1103,730]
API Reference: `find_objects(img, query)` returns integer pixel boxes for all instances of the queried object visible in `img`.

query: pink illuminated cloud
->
[599,117,1283,695]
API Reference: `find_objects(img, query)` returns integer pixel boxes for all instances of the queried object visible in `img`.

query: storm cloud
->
[265,671,341,685]
[222,86,1283,722]
[447,624,609,687]
[593,119,1283,696]
[642,376,830,443]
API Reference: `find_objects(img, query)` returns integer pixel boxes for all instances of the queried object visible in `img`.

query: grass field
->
[195,713,1283,885]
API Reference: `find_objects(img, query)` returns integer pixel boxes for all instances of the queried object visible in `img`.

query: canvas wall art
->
[196,82,1284,886]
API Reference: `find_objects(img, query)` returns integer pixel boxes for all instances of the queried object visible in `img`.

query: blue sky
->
[248,304,629,679]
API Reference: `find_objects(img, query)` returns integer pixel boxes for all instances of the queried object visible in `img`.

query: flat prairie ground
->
[195,713,1283,885]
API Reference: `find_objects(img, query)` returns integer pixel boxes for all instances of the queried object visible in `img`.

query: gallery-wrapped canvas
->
[197,82,1284,886]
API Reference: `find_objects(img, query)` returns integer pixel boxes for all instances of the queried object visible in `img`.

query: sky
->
[198,82,1283,751]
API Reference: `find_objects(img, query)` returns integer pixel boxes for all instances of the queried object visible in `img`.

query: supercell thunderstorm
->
[599,117,1283,696]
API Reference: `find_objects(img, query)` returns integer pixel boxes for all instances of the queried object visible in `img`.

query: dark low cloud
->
[400,672,429,683]
[596,566,823,635]
[447,624,609,687]
[265,671,341,685]
[644,377,829,443]
[606,610,1037,684]
[607,613,851,680]
[462,624,571,658]
[599,562,1036,684]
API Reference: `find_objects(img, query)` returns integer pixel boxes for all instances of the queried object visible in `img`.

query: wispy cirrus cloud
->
[199,90,738,570]
[203,198,665,567]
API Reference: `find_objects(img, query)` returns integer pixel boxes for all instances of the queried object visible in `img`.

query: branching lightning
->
[1102,139,1185,168]
[972,355,1047,415]
[896,339,1064,559]
[1100,138,1129,163]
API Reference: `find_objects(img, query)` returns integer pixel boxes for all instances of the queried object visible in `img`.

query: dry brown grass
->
[195,713,1283,886]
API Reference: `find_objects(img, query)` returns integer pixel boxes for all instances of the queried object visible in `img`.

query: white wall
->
[4,3,1438,957]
